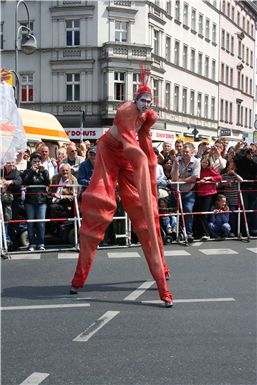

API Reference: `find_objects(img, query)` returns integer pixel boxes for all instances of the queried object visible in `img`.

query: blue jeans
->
[208,222,231,238]
[169,191,196,235]
[25,203,47,246]
[161,215,177,234]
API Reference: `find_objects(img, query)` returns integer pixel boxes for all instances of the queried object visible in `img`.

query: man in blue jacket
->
[77,147,96,190]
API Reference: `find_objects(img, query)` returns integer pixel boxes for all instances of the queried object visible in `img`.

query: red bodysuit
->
[71,101,173,305]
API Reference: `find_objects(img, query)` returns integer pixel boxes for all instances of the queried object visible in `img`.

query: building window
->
[232,6,234,21]
[220,99,224,121]
[165,36,171,61]
[165,82,171,109]
[66,19,80,46]
[227,2,230,17]
[240,106,243,126]
[198,13,203,35]
[21,74,33,102]
[245,77,248,94]
[231,36,234,54]
[226,32,230,51]
[225,65,229,84]
[250,51,253,67]
[175,0,180,21]
[237,11,240,27]
[222,0,225,13]
[245,107,248,127]
[115,21,128,42]
[183,3,189,26]
[242,16,245,31]
[247,20,250,34]
[211,60,216,81]
[204,95,208,118]
[205,18,210,40]
[166,1,171,15]
[190,90,195,115]
[174,85,179,112]
[66,73,80,101]
[246,48,249,65]
[236,104,240,125]
[174,40,180,66]
[153,79,159,105]
[225,100,228,122]
[238,40,241,58]
[237,71,240,89]
[190,48,195,72]
[132,72,140,97]
[221,29,225,49]
[182,87,187,113]
[182,44,188,69]
[242,44,245,62]
[211,97,215,120]
[205,56,209,78]
[114,72,125,101]
[212,23,216,44]
[0,23,3,50]
[249,109,252,128]
[153,29,160,55]
[198,52,203,75]
[191,8,196,31]
[229,102,232,123]
[241,74,244,92]
[230,68,233,87]
[250,79,252,95]
[197,93,202,116]
[221,63,224,82]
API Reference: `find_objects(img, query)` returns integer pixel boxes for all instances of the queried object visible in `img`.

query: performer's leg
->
[119,169,173,303]
[71,135,119,289]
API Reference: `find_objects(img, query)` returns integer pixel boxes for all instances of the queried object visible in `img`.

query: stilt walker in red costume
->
[70,69,174,307]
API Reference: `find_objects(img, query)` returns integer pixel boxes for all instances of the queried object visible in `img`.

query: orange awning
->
[18,108,70,143]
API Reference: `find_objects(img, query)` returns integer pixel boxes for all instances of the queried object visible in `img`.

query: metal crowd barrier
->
[1,180,257,256]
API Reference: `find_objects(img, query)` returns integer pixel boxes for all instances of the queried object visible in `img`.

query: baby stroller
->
[158,188,186,245]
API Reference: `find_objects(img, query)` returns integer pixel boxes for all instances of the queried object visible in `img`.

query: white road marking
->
[73,310,119,342]
[199,248,238,255]
[247,248,257,254]
[192,242,203,247]
[1,303,90,311]
[164,250,191,256]
[108,251,141,258]
[123,280,155,301]
[58,253,79,259]
[19,372,49,385]
[142,297,236,305]
[10,254,40,260]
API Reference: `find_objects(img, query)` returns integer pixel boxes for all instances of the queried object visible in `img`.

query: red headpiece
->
[135,66,152,98]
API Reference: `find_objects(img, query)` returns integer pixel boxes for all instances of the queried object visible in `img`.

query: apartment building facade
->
[1,0,257,142]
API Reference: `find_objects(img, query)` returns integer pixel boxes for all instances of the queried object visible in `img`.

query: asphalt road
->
[1,240,257,385]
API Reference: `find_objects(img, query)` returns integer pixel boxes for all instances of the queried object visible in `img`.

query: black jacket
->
[22,167,50,205]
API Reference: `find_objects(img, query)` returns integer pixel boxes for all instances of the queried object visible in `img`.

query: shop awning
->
[18,108,70,143]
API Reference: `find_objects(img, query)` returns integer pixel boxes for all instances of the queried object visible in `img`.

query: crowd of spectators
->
[156,138,257,242]
[1,136,257,251]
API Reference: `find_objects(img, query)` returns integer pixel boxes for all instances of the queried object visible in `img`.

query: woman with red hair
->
[70,77,173,307]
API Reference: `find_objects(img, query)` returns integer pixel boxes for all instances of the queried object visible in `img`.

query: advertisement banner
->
[64,127,109,140]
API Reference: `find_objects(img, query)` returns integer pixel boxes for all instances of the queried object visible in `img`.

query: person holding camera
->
[22,152,50,251]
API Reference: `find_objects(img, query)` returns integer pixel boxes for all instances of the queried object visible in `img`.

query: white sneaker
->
[200,235,210,242]
[37,246,45,251]
[28,245,35,252]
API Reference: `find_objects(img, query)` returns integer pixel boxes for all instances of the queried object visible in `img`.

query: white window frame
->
[66,19,80,47]
[115,21,128,43]
[114,72,125,101]
[66,73,80,101]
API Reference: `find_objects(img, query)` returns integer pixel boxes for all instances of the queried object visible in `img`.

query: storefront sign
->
[64,127,109,140]
[151,129,176,142]
[220,128,231,136]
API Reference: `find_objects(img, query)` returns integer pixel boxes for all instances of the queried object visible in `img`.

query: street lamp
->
[15,0,37,106]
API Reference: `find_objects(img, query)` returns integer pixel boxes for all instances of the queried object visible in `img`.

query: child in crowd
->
[158,197,177,240]
[220,160,243,236]
[194,157,222,241]
[208,194,231,239]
